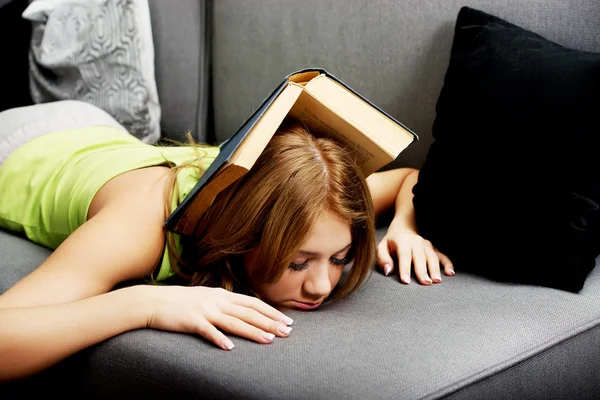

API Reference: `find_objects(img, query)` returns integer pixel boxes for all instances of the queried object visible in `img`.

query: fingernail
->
[433,277,442,283]
[278,325,292,335]
[384,264,392,276]
[425,278,433,284]
[280,315,294,325]
[402,275,410,284]
[449,269,455,275]
[261,332,275,342]
[222,339,235,350]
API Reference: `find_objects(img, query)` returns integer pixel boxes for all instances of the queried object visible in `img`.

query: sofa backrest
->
[148,0,211,142]
[209,0,600,169]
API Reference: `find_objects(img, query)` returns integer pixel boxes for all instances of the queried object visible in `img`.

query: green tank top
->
[0,126,219,281]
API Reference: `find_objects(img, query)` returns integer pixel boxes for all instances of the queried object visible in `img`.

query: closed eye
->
[289,261,309,271]
[330,256,351,266]
[288,256,352,271]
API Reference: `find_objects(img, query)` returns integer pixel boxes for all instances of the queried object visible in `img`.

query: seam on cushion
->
[422,315,600,400]
[194,0,208,142]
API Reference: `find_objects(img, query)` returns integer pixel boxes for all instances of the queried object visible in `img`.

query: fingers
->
[411,240,433,285]
[224,304,292,338]
[397,241,412,284]
[214,314,280,345]
[436,249,455,276]
[230,291,294,326]
[196,318,236,351]
[192,289,295,351]
[377,239,395,276]
[395,238,449,286]
[424,242,442,283]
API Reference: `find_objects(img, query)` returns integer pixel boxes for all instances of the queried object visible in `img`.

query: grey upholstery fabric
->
[3,227,600,399]
[0,232,51,295]
[444,324,600,400]
[212,0,600,169]
[147,0,211,143]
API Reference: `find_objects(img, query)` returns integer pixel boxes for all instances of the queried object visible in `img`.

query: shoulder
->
[88,166,173,220]
[0,166,176,308]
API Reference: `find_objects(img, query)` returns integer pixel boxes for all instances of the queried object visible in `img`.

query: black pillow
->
[412,6,600,292]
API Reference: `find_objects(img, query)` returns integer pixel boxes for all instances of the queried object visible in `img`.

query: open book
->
[165,68,418,235]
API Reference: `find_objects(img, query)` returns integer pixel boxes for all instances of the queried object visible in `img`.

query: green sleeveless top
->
[0,126,219,281]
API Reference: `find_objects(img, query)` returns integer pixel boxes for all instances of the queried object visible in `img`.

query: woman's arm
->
[0,286,150,380]
[367,167,418,225]
[367,168,454,285]
[0,168,166,380]
[0,167,292,381]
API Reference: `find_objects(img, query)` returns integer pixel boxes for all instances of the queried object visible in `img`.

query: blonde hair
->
[156,118,376,302]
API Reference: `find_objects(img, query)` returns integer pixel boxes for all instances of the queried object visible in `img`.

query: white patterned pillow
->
[23,0,160,143]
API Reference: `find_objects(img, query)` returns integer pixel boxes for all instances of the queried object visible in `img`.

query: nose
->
[302,261,332,299]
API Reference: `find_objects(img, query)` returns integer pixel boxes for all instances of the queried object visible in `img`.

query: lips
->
[290,301,322,310]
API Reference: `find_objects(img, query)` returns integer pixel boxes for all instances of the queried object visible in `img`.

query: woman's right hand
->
[142,285,294,350]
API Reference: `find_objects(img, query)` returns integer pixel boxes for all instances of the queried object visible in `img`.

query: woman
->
[0,101,454,381]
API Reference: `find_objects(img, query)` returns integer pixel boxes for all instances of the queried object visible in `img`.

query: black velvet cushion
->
[412,6,600,292]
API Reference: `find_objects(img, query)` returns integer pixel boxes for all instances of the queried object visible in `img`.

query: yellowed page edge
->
[305,75,414,155]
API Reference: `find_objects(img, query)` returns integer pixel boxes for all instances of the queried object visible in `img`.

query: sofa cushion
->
[0,231,51,294]
[412,6,600,293]
[23,0,161,144]
[3,227,600,399]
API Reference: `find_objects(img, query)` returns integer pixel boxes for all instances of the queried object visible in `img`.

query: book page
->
[288,90,393,175]
[288,70,320,85]
[232,83,304,169]
[304,75,415,157]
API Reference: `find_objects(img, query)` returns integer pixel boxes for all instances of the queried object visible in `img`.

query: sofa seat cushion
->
[0,229,52,293]
[3,227,600,399]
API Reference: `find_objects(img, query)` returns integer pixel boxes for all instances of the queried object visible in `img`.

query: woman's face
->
[244,211,352,311]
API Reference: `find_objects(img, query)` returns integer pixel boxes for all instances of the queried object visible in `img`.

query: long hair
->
[157,118,376,302]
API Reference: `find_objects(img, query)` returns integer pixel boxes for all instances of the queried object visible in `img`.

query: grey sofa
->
[2,0,600,399]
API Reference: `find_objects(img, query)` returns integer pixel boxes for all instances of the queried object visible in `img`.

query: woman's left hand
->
[376,227,455,285]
